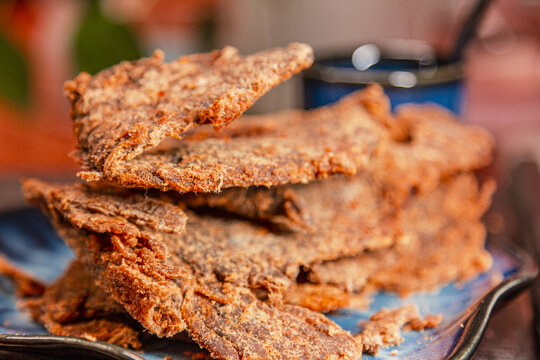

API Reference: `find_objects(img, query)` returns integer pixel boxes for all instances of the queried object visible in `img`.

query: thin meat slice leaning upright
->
[67,43,314,190]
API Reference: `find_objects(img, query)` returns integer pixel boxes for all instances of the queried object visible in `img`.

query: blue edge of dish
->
[0,208,536,360]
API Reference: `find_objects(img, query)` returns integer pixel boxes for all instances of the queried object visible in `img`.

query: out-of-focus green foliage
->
[0,32,30,108]
[74,0,141,75]
[199,14,216,52]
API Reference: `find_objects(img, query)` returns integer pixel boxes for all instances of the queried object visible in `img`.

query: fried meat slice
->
[22,179,365,359]
[74,81,493,196]
[0,256,142,349]
[8,257,361,357]
[76,85,390,193]
[22,177,396,341]
[178,100,493,226]
[67,43,314,188]
[23,180,192,337]
[376,105,494,199]
[179,167,399,233]
[307,174,495,296]
[182,282,362,360]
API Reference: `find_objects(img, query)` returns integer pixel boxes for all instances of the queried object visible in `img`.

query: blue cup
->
[302,41,464,114]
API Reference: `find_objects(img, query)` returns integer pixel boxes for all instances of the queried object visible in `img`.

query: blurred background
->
[0,0,539,357]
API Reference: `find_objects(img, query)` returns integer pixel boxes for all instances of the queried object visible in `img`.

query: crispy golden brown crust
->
[184,170,399,241]
[0,257,140,348]
[21,180,188,237]
[375,105,494,199]
[307,174,495,297]
[74,81,493,197]
[20,174,494,355]
[67,44,314,188]
[181,185,311,232]
[20,261,142,349]
[22,179,191,337]
[23,179,371,359]
[21,175,398,326]
[77,85,390,193]
[13,258,361,355]
[172,98,494,232]
[182,283,361,360]
[23,174,399,303]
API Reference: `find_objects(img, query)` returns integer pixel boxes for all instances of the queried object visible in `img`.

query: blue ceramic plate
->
[0,208,536,360]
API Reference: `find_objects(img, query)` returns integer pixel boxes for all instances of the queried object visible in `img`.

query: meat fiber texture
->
[67,43,316,191]
[73,85,392,193]
[21,173,494,357]
[302,173,495,308]
[17,171,465,354]
[70,69,493,196]
[23,178,376,359]
[0,255,143,349]
[375,105,494,200]
[174,89,494,220]
[218,173,495,313]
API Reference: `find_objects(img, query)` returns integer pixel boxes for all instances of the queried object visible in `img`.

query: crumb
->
[357,305,443,355]
[409,314,443,330]
[183,351,212,360]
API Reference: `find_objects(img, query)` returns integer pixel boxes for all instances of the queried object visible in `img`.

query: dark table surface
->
[474,161,540,359]
[475,291,537,359]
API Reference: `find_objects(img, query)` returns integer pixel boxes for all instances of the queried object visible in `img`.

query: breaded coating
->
[21,175,398,330]
[179,168,399,236]
[73,80,493,197]
[177,97,494,224]
[76,85,390,193]
[23,174,398,301]
[307,174,495,296]
[13,258,360,352]
[20,261,142,349]
[66,43,314,189]
[20,180,188,237]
